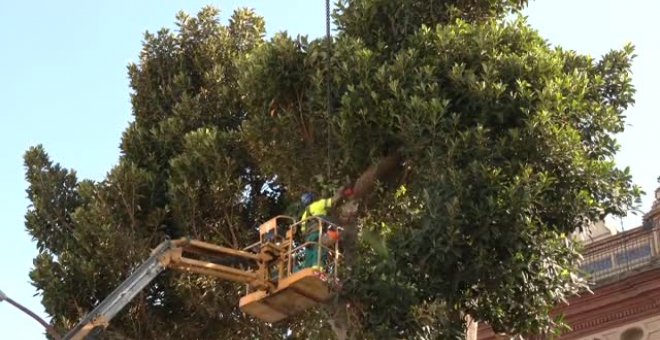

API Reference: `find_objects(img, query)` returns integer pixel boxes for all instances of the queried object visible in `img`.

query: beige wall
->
[572,220,619,244]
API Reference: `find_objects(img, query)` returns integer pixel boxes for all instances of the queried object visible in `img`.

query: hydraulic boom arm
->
[62,215,340,340]
[62,238,269,340]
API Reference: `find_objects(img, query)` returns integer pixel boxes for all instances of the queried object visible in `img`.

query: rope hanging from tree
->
[325,0,332,183]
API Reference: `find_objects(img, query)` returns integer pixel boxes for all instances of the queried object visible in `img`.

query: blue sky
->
[0,0,657,338]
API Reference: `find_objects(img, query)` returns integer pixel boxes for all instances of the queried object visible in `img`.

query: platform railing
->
[242,216,344,295]
[283,216,343,279]
[579,225,660,283]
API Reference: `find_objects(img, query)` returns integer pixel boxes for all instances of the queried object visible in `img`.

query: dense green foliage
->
[25,1,640,339]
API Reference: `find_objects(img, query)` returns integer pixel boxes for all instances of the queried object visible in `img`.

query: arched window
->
[620,327,644,340]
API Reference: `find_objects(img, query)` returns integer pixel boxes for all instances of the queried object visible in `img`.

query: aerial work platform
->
[62,215,342,340]
[239,216,341,322]
[240,267,332,322]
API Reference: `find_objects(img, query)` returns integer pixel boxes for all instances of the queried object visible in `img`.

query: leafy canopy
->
[24,1,639,339]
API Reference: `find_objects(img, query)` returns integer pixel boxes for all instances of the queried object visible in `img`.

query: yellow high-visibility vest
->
[300,198,333,232]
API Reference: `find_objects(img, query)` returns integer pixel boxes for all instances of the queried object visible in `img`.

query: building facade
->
[477,188,660,340]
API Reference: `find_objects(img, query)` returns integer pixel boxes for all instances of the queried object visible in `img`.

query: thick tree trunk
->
[351,153,402,200]
[465,314,478,340]
[327,301,350,340]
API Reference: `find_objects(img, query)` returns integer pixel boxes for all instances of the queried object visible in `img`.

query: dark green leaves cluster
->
[24,1,640,339]
[336,0,529,55]
[26,7,288,339]
[242,6,639,338]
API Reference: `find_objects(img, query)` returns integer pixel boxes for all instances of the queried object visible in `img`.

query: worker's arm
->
[332,189,343,204]
[330,186,354,212]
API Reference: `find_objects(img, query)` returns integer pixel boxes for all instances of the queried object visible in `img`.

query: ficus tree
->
[24,1,640,339]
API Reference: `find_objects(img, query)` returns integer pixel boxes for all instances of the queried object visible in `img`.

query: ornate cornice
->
[478,267,660,339]
[556,267,660,339]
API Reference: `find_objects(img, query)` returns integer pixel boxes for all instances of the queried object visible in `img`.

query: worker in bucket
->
[298,186,353,270]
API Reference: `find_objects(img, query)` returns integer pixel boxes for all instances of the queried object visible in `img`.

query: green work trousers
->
[303,231,328,269]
